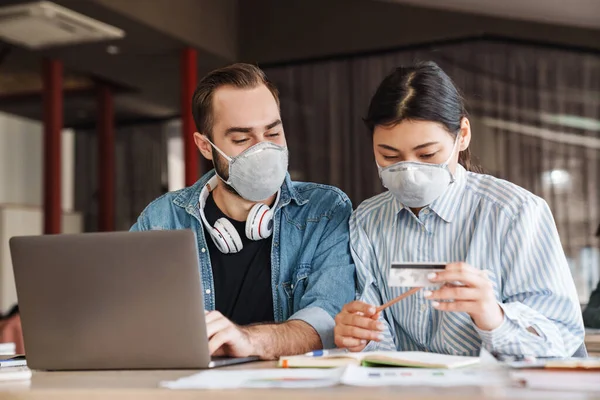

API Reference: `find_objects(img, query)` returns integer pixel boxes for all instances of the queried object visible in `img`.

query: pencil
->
[376,287,421,312]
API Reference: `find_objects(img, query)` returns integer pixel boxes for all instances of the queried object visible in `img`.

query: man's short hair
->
[191,63,280,138]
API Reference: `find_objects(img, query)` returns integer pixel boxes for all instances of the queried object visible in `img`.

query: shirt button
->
[420,304,427,311]
[205,289,211,294]
[422,209,429,215]
[201,248,206,253]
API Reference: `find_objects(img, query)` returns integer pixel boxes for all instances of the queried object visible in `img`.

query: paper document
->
[0,343,15,356]
[0,366,32,382]
[340,365,509,387]
[160,367,344,389]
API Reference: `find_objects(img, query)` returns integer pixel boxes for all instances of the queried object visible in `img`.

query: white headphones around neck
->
[199,176,280,254]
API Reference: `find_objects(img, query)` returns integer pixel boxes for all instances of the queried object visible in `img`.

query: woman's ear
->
[459,117,472,151]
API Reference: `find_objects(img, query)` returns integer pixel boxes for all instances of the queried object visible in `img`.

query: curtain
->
[264,40,600,300]
[74,122,168,232]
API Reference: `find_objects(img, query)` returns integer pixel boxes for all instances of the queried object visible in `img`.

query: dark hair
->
[364,61,482,173]
[191,63,279,138]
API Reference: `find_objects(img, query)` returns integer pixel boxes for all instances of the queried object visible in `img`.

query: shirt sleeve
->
[129,204,151,231]
[350,213,397,352]
[474,197,585,357]
[130,216,147,231]
[288,197,356,349]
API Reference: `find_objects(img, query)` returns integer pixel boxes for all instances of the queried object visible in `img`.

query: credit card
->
[388,262,446,287]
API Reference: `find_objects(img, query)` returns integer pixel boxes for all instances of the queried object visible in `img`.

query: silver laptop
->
[9,229,259,370]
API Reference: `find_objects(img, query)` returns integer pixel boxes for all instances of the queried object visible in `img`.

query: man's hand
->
[426,262,504,331]
[0,313,24,354]
[204,310,323,360]
[205,311,256,358]
[334,301,385,352]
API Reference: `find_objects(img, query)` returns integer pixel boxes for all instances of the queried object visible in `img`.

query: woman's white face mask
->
[377,135,460,208]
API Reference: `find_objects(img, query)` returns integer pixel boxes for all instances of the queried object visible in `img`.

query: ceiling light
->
[0,1,125,49]
[542,169,571,188]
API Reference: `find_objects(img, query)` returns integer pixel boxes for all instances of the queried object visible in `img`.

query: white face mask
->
[206,138,289,202]
[378,136,460,208]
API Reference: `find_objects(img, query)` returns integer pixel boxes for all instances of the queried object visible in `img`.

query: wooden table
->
[586,332,600,357]
[0,362,599,400]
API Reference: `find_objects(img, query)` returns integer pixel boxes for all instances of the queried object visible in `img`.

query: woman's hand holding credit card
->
[334,262,504,352]
[389,262,504,332]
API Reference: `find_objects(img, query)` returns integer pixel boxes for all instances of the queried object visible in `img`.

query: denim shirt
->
[130,170,355,348]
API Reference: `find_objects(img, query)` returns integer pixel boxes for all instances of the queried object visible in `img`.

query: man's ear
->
[194,132,213,160]
[459,117,472,151]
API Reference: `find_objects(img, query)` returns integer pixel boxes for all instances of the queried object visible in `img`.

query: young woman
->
[334,62,584,357]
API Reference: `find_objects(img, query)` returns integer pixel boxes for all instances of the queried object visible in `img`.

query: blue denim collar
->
[172,169,308,220]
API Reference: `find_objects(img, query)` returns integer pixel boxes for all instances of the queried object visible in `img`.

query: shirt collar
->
[428,164,467,223]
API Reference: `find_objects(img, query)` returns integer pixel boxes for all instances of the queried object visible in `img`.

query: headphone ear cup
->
[246,203,273,240]
[209,228,230,254]
[213,218,243,254]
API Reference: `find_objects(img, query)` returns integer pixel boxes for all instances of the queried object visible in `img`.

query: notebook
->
[544,358,600,371]
[279,351,480,369]
[0,355,26,368]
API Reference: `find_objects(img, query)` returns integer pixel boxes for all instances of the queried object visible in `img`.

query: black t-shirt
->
[203,193,274,325]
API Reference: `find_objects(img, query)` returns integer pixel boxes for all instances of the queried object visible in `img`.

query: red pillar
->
[181,47,198,186]
[97,84,115,231]
[42,59,63,234]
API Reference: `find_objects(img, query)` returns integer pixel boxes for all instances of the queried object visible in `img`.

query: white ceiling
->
[376,0,600,29]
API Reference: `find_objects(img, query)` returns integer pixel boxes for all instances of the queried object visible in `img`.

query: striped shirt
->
[352,164,584,357]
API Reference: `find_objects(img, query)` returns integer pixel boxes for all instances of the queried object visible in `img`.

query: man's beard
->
[212,147,241,198]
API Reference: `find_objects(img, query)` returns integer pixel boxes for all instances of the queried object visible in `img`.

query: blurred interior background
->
[0,0,598,312]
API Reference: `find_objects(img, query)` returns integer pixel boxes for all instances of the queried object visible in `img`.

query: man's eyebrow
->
[265,119,282,130]
[224,119,282,136]
[224,126,253,136]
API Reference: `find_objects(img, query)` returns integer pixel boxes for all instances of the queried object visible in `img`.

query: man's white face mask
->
[206,138,289,202]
